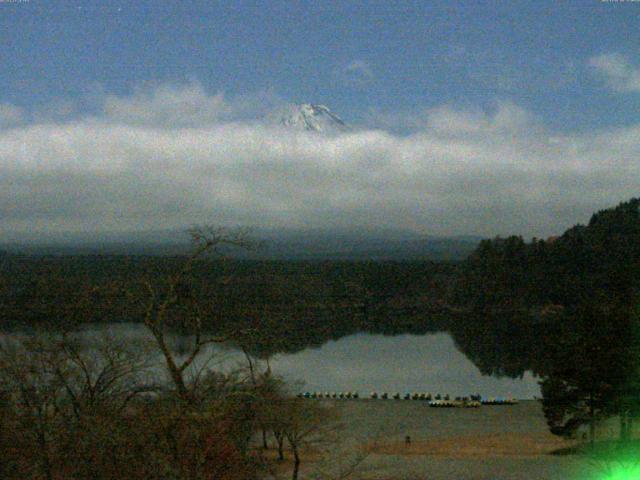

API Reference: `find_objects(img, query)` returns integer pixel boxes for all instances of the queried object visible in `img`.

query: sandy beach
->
[286,399,597,480]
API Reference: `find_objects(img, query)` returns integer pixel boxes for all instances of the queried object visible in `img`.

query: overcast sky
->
[1,1,640,239]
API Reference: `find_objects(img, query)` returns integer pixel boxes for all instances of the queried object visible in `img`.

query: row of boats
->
[297,391,519,407]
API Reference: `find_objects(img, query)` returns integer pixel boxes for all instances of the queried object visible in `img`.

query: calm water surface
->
[76,324,541,399]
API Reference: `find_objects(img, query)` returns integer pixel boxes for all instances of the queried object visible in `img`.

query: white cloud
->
[335,60,374,87]
[102,82,283,127]
[366,101,541,136]
[0,83,638,238]
[589,53,640,93]
[0,104,25,128]
[33,99,78,123]
[426,101,541,135]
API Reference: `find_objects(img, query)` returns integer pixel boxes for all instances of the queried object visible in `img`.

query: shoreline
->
[368,432,577,459]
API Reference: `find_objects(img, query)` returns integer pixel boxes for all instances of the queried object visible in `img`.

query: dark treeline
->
[0,255,457,356]
[456,198,640,443]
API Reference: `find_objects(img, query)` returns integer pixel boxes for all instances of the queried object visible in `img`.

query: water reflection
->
[72,324,540,399]
[269,333,540,398]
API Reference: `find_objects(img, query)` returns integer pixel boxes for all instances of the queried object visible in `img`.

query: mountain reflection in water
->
[74,324,540,399]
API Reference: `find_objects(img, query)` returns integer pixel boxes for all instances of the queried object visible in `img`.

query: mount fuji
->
[276,103,348,133]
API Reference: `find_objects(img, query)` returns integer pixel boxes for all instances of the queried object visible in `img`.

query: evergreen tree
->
[539,302,633,443]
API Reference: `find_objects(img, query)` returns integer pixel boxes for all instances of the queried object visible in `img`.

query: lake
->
[75,323,541,399]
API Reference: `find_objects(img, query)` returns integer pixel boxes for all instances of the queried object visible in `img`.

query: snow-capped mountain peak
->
[278,103,348,132]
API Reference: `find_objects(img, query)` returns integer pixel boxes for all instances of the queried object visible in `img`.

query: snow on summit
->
[277,103,348,133]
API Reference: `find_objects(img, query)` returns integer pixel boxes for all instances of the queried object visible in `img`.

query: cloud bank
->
[590,53,640,93]
[334,60,375,87]
[1,82,638,239]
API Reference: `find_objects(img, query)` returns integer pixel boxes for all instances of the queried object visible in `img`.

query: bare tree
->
[232,325,283,451]
[0,335,67,480]
[137,225,253,404]
[261,388,292,462]
[52,332,155,420]
[245,366,290,459]
[281,398,338,480]
[0,331,156,480]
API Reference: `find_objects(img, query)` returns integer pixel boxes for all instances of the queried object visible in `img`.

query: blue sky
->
[2,0,639,131]
[1,1,640,238]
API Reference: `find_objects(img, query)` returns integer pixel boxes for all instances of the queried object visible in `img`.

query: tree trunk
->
[36,424,53,480]
[589,393,595,447]
[620,411,630,442]
[262,428,268,449]
[291,445,300,480]
[275,432,285,460]
[153,329,192,403]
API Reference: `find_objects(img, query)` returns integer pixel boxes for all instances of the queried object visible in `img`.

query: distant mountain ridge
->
[0,228,482,261]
